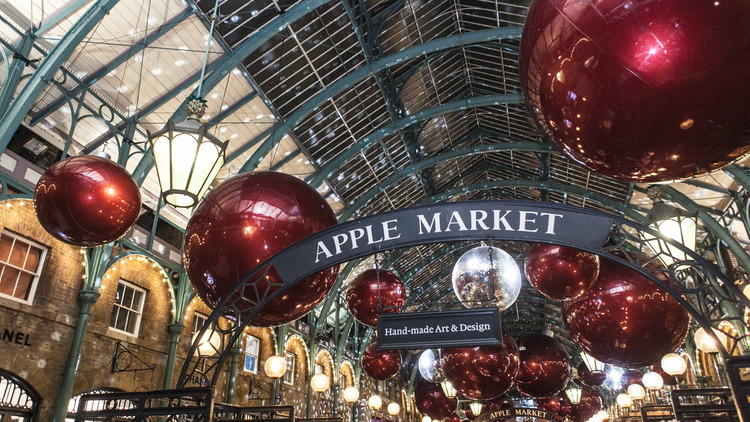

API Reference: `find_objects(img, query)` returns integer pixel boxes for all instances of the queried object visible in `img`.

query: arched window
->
[66,388,137,422]
[0,369,41,421]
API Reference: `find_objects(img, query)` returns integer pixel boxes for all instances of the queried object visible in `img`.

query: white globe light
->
[452,245,521,311]
[311,373,330,393]
[642,371,664,390]
[694,327,730,354]
[418,349,438,382]
[627,383,646,400]
[744,284,750,301]
[388,402,401,416]
[616,393,632,408]
[264,355,288,378]
[191,329,222,356]
[661,353,687,376]
[422,416,432,422]
[369,394,383,410]
[342,386,360,403]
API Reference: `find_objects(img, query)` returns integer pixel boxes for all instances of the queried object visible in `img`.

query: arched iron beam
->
[340,142,553,220]
[0,0,121,152]
[239,26,524,173]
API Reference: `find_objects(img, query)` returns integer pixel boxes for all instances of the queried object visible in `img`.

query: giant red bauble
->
[574,388,603,422]
[563,259,690,368]
[444,414,461,422]
[521,0,750,183]
[525,244,600,301]
[414,380,458,419]
[516,334,571,398]
[361,341,402,380]
[577,363,606,388]
[183,171,338,326]
[346,269,406,327]
[538,397,562,414]
[34,155,141,247]
[442,335,520,400]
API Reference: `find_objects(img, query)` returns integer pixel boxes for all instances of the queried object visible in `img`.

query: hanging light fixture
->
[368,394,383,410]
[149,0,228,209]
[149,99,227,208]
[626,383,646,400]
[264,355,288,378]
[564,386,582,404]
[387,402,401,416]
[616,393,632,408]
[694,327,731,354]
[643,186,698,267]
[422,416,432,422]
[342,386,360,404]
[661,353,687,376]
[310,373,330,393]
[469,401,483,416]
[642,371,664,390]
[580,352,606,372]
[440,380,457,398]
[191,328,222,356]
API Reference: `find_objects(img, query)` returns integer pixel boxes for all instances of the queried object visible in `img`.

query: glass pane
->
[126,312,138,334]
[114,283,124,305]
[115,308,128,331]
[0,235,13,261]
[121,285,134,309]
[8,242,26,267]
[109,306,120,328]
[23,247,41,272]
[131,290,144,312]
[0,267,20,296]
[14,273,33,300]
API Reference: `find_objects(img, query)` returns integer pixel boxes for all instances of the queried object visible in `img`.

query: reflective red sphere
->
[538,397,563,414]
[521,0,750,183]
[414,380,458,419]
[445,414,461,422]
[183,171,338,326]
[346,269,406,327]
[574,388,603,422]
[557,397,574,419]
[361,341,402,380]
[516,334,571,397]
[577,363,606,388]
[483,396,512,413]
[34,155,141,247]
[563,259,690,368]
[442,335,520,400]
[525,244,600,301]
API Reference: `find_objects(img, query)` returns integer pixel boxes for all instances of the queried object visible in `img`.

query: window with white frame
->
[284,351,296,385]
[193,313,207,334]
[315,362,324,375]
[243,334,260,373]
[0,231,47,304]
[109,280,146,337]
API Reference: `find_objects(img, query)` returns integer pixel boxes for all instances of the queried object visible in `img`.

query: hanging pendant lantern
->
[149,97,228,208]
[643,186,697,267]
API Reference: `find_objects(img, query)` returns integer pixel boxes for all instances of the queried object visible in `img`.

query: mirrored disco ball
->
[418,349,438,381]
[452,246,522,311]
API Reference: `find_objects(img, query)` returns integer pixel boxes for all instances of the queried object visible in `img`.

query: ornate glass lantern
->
[149,98,228,208]
[644,186,697,267]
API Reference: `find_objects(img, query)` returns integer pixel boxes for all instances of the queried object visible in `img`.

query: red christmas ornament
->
[574,388,603,422]
[577,363,606,388]
[516,334,571,398]
[361,341,401,380]
[563,259,690,368]
[465,408,477,420]
[346,269,406,327]
[538,397,563,414]
[444,414,461,422]
[521,0,750,183]
[183,171,338,326]
[557,397,574,419]
[442,335,520,400]
[650,364,678,386]
[34,155,141,247]
[414,380,458,419]
[524,244,600,301]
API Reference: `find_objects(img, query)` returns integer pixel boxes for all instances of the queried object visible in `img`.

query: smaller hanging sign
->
[376,307,501,350]
[474,408,554,422]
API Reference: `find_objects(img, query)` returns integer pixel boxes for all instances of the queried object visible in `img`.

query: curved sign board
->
[474,408,556,422]
[264,201,614,286]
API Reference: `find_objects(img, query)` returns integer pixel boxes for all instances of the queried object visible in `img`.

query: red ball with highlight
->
[34,155,141,247]
[361,341,402,380]
[525,244,600,301]
[516,334,571,398]
[183,171,339,326]
[414,380,458,419]
[442,335,520,400]
[346,269,406,327]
